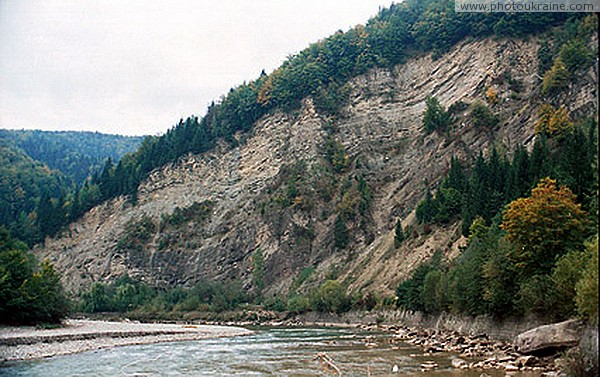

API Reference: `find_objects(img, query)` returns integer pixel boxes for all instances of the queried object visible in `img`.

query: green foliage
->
[0,228,69,325]
[396,251,443,312]
[552,249,588,319]
[308,280,350,314]
[0,129,143,185]
[421,269,447,313]
[416,120,597,239]
[161,201,214,228]
[469,101,498,128]
[516,274,559,318]
[333,215,349,249]
[542,58,570,95]
[118,215,157,251]
[423,96,450,133]
[313,81,351,116]
[558,39,593,74]
[576,237,598,319]
[394,220,405,248]
[325,137,349,173]
[78,276,251,314]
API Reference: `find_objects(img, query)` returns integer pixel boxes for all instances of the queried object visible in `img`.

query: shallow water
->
[1,327,540,376]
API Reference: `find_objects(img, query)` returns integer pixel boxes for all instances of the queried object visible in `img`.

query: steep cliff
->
[35,34,598,298]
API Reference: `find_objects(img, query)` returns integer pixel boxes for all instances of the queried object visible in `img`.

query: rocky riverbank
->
[199,316,568,376]
[0,319,252,363]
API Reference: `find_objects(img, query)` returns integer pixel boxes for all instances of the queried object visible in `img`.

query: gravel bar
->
[0,319,252,362]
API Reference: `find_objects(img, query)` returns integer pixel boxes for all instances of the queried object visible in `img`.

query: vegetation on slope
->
[0,227,69,325]
[0,130,142,246]
[0,129,143,184]
[8,0,577,247]
[397,14,598,322]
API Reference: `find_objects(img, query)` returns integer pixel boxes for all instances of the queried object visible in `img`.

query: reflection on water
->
[1,327,539,376]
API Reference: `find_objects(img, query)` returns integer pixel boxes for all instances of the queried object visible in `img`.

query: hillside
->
[0,130,143,184]
[0,130,143,245]
[36,23,598,305]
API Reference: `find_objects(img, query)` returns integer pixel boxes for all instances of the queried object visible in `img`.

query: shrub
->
[309,280,350,314]
[552,249,587,318]
[559,39,593,73]
[542,58,570,95]
[423,96,450,133]
[469,101,498,128]
[576,237,598,319]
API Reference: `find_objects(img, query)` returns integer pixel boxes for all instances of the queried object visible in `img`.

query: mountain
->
[0,140,67,243]
[36,17,598,308]
[0,130,144,244]
[0,130,144,184]
[15,1,595,327]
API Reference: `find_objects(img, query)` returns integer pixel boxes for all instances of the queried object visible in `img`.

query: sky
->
[0,0,390,136]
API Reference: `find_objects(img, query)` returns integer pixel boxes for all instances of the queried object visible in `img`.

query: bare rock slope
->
[36,36,598,297]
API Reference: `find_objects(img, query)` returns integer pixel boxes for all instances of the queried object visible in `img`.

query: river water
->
[1,327,540,376]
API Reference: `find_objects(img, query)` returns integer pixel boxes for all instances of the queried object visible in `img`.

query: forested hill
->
[0,129,143,184]
[2,0,587,248]
[81,1,576,209]
[0,130,143,245]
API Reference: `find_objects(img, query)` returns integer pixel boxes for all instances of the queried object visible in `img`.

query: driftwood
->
[314,352,343,376]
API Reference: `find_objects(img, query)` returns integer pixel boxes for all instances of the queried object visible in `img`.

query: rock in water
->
[515,319,582,355]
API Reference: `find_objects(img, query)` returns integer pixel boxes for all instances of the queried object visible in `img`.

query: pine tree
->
[395,220,405,248]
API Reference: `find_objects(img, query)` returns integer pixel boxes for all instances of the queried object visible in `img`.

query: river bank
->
[0,319,252,363]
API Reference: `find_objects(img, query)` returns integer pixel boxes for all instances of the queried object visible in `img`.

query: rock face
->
[515,320,583,355]
[35,34,598,297]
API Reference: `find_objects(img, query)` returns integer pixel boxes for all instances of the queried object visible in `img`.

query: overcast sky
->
[0,0,390,136]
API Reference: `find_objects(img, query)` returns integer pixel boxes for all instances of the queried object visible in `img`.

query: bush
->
[517,275,559,319]
[309,280,350,314]
[552,249,587,318]
[576,237,598,319]
[0,250,69,324]
[559,39,593,73]
[423,96,450,133]
[542,58,570,95]
[469,101,498,128]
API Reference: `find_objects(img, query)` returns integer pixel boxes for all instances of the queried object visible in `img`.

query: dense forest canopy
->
[0,130,142,245]
[0,129,143,184]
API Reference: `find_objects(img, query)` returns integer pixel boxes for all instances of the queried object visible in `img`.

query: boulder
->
[515,319,582,355]
[451,357,467,369]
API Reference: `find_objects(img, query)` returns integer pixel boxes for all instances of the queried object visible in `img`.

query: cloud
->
[0,0,387,136]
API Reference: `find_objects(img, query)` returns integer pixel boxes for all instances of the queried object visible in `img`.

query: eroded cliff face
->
[36,35,597,297]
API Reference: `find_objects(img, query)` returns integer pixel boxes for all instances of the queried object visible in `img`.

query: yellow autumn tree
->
[486,86,498,106]
[534,104,574,136]
[542,57,570,95]
[501,178,589,276]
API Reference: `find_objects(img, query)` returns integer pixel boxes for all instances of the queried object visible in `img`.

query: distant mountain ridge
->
[0,129,144,184]
[0,129,144,244]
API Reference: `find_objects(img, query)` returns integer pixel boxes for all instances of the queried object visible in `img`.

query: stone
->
[517,355,539,367]
[500,363,519,371]
[515,319,583,355]
[452,358,468,369]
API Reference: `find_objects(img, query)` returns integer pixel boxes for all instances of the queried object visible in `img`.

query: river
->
[1,327,541,376]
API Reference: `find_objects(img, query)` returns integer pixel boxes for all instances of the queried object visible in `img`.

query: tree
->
[534,104,574,137]
[469,101,498,128]
[394,220,405,248]
[333,215,349,249]
[542,58,570,95]
[501,178,589,276]
[0,228,68,324]
[576,236,598,319]
[423,96,450,133]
